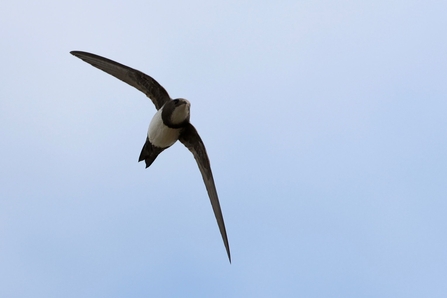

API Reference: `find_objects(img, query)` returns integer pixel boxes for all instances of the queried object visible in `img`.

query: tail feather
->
[139,137,164,168]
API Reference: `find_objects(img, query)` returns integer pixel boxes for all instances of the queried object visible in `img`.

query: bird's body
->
[71,51,231,262]
[148,100,189,148]
[148,107,181,148]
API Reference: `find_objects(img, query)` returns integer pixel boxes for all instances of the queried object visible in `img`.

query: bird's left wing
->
[179,124,231,262]
[70,51,170,110]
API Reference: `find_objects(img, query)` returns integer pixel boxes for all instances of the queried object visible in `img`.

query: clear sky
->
[1,0,446,297]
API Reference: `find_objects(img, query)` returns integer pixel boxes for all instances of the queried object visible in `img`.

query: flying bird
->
[70,51,231,262]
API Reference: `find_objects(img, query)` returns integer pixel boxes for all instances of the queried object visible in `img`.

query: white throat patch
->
[170,100,190,125]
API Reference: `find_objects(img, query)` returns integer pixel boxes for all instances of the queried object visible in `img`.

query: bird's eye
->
[173,99,179,104]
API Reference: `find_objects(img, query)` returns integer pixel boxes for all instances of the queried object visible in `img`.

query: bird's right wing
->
[179,123,231,262]
[71,51,170,110]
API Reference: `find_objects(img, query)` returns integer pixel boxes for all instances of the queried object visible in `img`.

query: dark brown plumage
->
[71,51,231,262]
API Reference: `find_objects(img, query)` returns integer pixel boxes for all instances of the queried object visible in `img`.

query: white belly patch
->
[148,109,180,148]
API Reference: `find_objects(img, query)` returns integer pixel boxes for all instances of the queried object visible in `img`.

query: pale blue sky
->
[1,0,447,297]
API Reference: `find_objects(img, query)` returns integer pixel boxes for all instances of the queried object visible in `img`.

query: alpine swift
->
[70,51,231,262]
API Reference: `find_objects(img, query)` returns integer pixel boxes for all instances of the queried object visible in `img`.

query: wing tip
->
[70,50,82,57]
[224,237,231,263]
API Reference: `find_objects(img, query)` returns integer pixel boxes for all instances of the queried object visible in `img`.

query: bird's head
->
[162,98,191,127]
